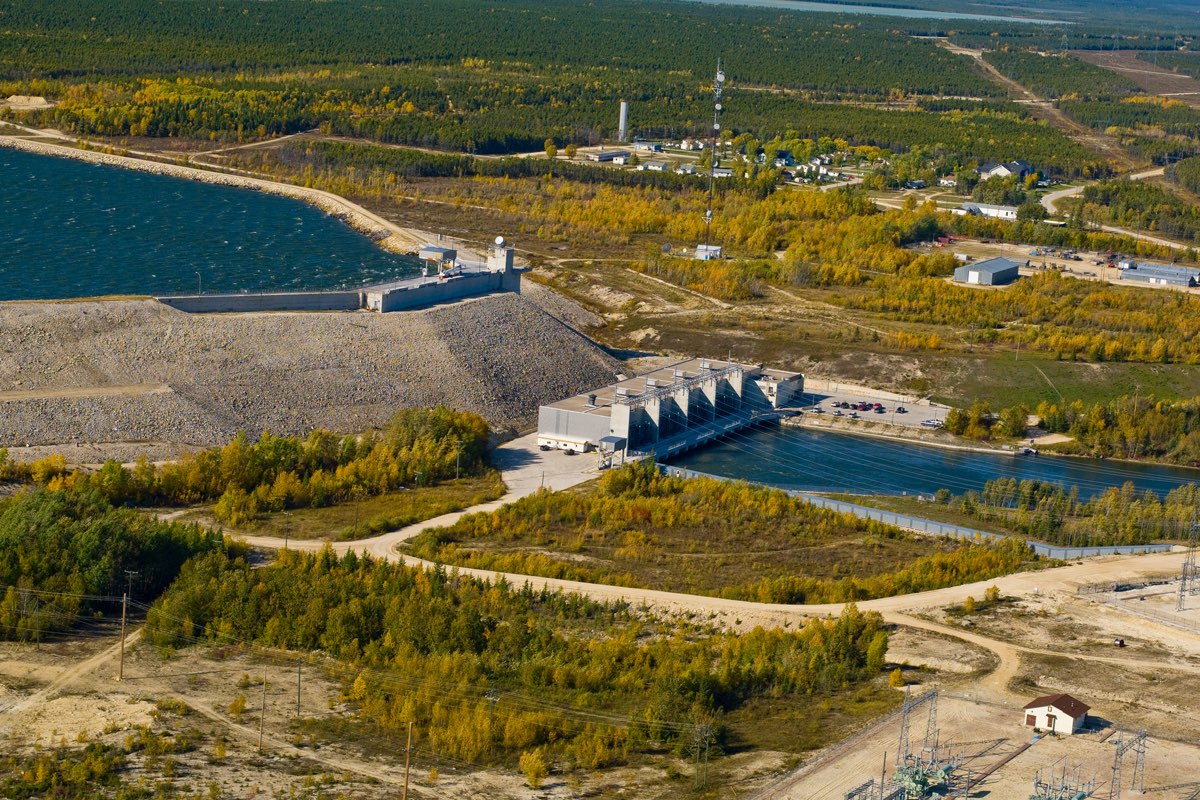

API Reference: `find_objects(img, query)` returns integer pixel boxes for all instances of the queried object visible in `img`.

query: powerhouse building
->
[537,358,803,458]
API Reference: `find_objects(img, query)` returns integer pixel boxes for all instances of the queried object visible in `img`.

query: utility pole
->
[118,592,128,681]
[258,679,268,752]
[456,445,461,480]
[296,661,302,718]
[402,720,414,800]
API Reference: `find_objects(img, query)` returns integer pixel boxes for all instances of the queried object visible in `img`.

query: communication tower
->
[704,62,725,248]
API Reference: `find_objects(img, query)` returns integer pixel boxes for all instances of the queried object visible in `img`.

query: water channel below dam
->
[668,424,1200,498]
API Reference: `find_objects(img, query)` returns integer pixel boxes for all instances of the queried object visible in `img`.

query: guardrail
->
[658,465,1174,561]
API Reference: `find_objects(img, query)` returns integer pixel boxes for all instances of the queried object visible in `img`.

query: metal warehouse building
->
[1120,261,1200,288]
[537,358,803,459]
[953,257,1021,286]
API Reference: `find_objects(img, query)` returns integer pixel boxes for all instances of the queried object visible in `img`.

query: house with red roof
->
[1023,694,1090,735]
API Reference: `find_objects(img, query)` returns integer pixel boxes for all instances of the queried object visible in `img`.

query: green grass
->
[927,352,1200,409]
[724,683,901,755]
[194,473,505,541]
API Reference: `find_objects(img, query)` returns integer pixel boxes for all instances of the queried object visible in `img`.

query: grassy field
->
[180,473,505,541]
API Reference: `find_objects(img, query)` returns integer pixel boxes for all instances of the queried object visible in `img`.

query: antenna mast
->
[705,61,725,248]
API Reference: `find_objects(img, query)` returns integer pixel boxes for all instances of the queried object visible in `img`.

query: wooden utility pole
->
[117,592,128,681]
[402,720,414,800]
[296,661,302,718]
[258,680,268,752]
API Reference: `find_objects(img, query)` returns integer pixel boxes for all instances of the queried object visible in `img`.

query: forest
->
[1168,154,1200,194]
[937,478,1200,547]
[0,0,1107,172]
[2,408,491,526]
[0,487,225,639]
[402,461,1036,603]
[145,546,892,769]
[0,0,998,97]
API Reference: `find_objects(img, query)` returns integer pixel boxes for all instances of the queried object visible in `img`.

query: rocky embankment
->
[0,295,620,456]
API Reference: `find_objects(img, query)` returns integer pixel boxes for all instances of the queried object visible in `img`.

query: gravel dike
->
[0,294,620,453]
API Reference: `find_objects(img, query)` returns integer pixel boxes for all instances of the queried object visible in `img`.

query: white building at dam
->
[537,358,803,459]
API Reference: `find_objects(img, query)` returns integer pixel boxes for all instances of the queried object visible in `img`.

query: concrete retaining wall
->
[370,270,520,313]
[157,290,364,313]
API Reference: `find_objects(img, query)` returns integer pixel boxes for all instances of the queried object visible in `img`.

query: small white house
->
[1023,694,1089,735]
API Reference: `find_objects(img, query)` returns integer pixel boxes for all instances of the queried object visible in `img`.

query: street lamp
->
[195,271,203,295]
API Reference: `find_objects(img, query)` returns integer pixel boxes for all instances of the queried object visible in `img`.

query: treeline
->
[2,408,491,526]
[724,540,1030,605]
[1059,98,1200,164]
[8,64,1098,168]
[0,487,225,639]
[846,271,1200,364]
[940,478,1200,546]
[405,462,1035,603]
[1036,395,1200,464]
[982,50,1141,100]
[236,140,719,193]
[1080,179,1200,244]
[145,547,889,767]
[1168,154,1200,194]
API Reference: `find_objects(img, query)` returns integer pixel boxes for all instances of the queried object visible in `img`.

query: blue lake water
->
[681,0,1067,24]
[669,424,1200,498]
[0,147,421,300]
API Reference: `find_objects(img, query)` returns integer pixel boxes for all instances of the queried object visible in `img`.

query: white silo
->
[618,100,629,143]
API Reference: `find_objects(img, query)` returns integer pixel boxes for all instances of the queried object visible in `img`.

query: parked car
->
[875,407,886,414]
[849,411,859,419]
[896,406,907,414]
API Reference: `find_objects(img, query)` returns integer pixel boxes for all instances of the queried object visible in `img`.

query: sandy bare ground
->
[2,95,54,111]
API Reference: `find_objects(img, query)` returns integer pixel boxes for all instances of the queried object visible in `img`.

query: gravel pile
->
[0,295,621,449]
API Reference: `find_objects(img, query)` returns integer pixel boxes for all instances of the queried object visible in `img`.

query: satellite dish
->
[495,236,505,246]
[716,71,725,83]
[714,123,721,130]
[715,103,723,112]
[661,243,673,254]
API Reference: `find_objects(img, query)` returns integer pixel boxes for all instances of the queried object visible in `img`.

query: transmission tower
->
[896,688,938,764]
[1110,730,1148,800]
[1178,518,1199,612]
[704,61,725,248]
[922,690,939,758]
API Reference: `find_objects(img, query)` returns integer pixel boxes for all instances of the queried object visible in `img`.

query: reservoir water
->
[681,0,1067,24]
[669,424,1200,498]
[0,147,420,300]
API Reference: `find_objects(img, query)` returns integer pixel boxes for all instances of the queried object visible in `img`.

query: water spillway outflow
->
[0,147,421,300]
[668,424,1200,498]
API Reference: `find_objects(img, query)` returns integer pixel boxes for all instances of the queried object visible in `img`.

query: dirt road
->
[0,383,171,402]
[0,629,142,718]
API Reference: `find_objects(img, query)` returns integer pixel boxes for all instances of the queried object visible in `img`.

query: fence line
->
[657,464,1173,561]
